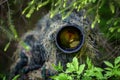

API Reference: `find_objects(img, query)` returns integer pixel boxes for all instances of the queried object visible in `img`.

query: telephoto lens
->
[56,24,84,53]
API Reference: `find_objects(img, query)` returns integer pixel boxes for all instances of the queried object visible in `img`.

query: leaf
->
[84,69,94,76]
[26,6,35,18]
[50,75,59,80]
[29,0,35,5]
[58,62,63,71]
[50,3,61,18]
[117,28,120,32]
[20,41,31,51]
[92,14,100,28]
[51,70,72,80]
[114,56,120,65]
[92,0,96,3]
[86,57,93,69]
[59,1,74,14]
[52,62,63,72]
[94,67,103,72]
[62,8,73,20]
[94,67,104,79]
[63,2,66,8]
[58,73,68,80]
[4,41,11,52]
[54,0,61,6]
[99,0,105,9]
[36,0,50,10]
[115,64,120,69]
[3,76,6,80]
[72,57,79,71]
[82,76,92,80]
[66,63,74,73]
[104,68,112,71]
[114,70,120,76]
[109,2,115,14]
[77,5,81,12]
[114,21,118,26]
[77,64,85,75]
[22,6,30,14]
[10,25,18,39]
[109,27,115,32]
[91,20,96,29]
[67,76,72,80]
[52,64,59,71]
[97,15,100,23]
[104,61,113,68]
[107,18,113,24]
[12,75,20,80]
[105,71,113,77]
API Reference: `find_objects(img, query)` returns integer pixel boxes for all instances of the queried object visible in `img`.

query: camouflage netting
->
[9,10,115,80]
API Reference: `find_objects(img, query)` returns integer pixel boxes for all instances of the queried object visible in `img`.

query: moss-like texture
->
[9,10,115,80]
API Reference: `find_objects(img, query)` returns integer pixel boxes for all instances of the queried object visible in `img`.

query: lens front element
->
[56,25,84,53]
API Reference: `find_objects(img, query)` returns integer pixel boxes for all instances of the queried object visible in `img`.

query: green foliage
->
[12,75,20,80]
[22,0,97,19]
[2,76,6,80]
[0,74,20,80]
[104,56,120,78]
[83,57,105,80]
[22,0,120,41]
[97,0,120,40]
[52,62,63,72]
[22,0,50,18]
[51,56,120,80]
[0,0,18,51]
[0,73,5,79]
[51,57,85,80]
[1,0,120,52]
[19,41,31,51]
[4,41,11,52]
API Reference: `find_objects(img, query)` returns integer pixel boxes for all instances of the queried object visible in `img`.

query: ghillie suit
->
[9,10,112,80]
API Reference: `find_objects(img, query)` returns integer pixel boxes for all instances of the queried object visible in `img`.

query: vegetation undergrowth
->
[51,56,120,80]
[0,75,19,80]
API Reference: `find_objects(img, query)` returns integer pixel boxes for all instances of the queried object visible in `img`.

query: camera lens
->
[56,25,84,53]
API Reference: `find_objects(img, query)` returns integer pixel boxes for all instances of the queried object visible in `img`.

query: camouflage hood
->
[10,10,99,80]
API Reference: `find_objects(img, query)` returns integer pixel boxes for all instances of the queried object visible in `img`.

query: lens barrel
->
[55,24,84,54]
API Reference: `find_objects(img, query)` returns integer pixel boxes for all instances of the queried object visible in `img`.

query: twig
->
[20,8,28,24]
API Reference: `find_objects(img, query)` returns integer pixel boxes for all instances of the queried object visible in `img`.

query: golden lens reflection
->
[59,28,80,48]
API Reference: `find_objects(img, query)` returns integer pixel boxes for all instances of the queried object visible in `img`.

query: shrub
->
[51,56,120,80]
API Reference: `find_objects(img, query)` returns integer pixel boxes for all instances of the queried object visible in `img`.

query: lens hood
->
[55,24,84,54]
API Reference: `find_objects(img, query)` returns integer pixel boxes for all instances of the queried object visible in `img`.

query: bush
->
[51,56,120,80]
